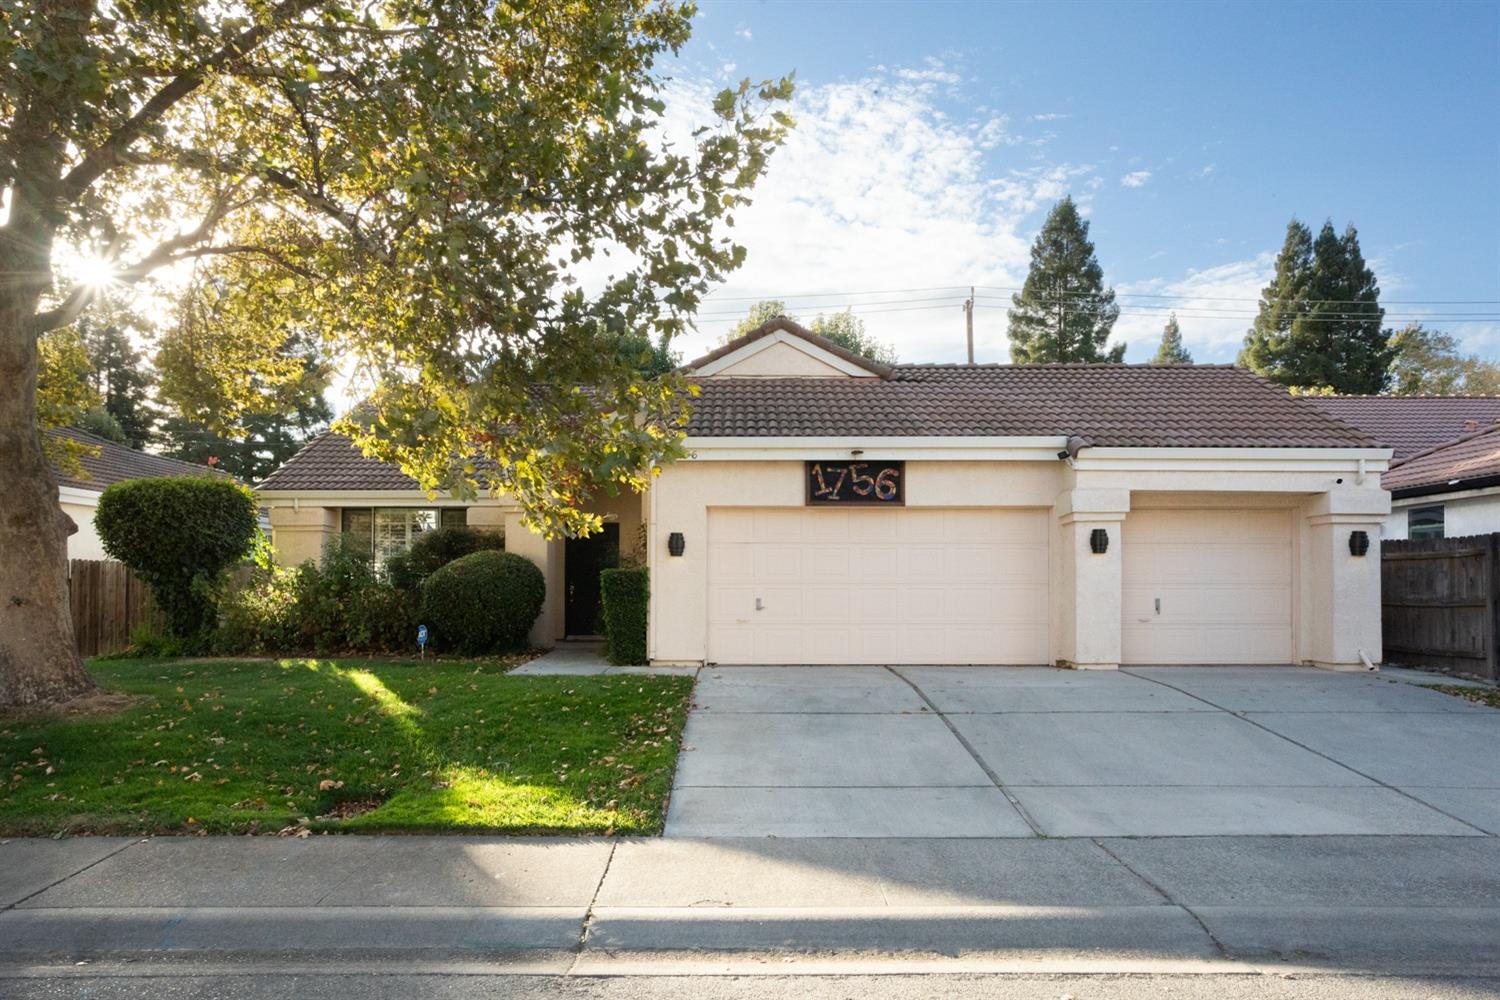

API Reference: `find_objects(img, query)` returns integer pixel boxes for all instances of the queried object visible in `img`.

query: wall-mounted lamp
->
[667,532,686,557]
[1090,528,1109,554]
[1349,530,1370,557]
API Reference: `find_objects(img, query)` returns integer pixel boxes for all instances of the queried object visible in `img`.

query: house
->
[50,428,229,560]
[1306,395,1500,540]
[259,318,1392,669]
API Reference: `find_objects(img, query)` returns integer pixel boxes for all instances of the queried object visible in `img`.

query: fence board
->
[1381,534,1500,681]
[68,559,161,657]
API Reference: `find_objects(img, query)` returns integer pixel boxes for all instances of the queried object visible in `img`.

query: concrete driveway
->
[665,665,1500,838]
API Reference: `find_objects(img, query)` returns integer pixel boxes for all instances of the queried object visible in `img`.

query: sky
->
[654,0,1500,366]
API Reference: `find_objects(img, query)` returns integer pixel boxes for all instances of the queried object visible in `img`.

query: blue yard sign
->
[417,624,428,658]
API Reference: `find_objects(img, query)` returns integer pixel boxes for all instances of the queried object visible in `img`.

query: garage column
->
[503,511,564,648]
[1301,489,1390,670]
[1055,489,1131,670]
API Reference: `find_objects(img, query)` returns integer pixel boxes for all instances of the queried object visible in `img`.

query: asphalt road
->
[2,971,1498,1000]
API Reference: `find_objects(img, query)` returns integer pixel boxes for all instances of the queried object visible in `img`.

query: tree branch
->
[56,0,321,207]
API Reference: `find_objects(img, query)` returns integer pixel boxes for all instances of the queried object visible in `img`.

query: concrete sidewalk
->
[4,835,1500,976]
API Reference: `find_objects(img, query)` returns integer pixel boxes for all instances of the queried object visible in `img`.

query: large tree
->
[721,300,899,363]
[1239,219,1393,393]
[78,308,157,449]
[1388,323,1500,395]
[0,0,790,706]
[1151,313,1192,364]
[1007,197,1124,364]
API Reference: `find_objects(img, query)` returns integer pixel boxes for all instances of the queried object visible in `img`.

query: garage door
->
[707,507,1049,665]
[1121,508,1293,664]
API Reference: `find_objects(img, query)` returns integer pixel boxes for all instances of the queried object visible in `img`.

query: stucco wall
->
[61,499,107,560]
[711,340,860,378]
[1386,490,1500,540]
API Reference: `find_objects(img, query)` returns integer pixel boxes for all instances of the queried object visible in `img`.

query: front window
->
[1408,505,1445,540]
[374,508,438,568]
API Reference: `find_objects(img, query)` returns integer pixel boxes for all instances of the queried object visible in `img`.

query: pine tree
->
[1151,314,1192,364]
[1007,197,1124,363]
[79,316,157,448]
[1239,219,1393,393]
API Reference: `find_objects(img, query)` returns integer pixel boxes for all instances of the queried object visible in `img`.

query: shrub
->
[419,551,544,654]
[95,476,257,644]
[385,525,505,594]
[600,567,648,665]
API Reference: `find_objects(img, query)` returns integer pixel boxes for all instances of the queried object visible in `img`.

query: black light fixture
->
[1090,528,1109,554]
[667,532,686,557]
[1349,530,1370,557]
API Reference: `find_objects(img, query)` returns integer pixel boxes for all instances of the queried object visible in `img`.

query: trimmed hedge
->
[95,476,258,642]
[385,525,504,593]
[600,567,648,665]
[419,551,544,654]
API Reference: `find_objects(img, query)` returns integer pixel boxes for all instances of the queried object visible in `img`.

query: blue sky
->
[660,1,1500,365]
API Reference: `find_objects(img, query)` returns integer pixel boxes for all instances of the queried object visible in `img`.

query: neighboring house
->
[1381,424,1500,541]
[259,318,1391,669]
[49,428,227,560]
[1306,395,1500,540]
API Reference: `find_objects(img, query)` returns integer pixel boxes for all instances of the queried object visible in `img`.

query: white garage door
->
[707,507,1050,665]
[1122,508,1294,664]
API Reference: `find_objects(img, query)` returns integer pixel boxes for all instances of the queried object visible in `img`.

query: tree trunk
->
[0,299,98,707]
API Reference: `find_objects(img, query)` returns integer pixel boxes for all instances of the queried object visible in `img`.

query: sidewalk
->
[4,835,1500,976]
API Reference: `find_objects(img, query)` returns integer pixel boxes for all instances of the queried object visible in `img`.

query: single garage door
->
[1121,508,1294,664]
[707,507,1049,665]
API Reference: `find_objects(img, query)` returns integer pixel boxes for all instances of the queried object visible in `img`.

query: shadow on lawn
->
[0,657,691,837]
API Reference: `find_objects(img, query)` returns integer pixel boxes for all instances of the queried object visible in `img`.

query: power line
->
[698,284,1500,308]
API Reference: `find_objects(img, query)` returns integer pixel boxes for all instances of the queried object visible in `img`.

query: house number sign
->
[805,461,905,505]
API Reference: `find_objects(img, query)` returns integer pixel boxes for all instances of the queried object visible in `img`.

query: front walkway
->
[511,641,696,677]
[665,665,1500,838]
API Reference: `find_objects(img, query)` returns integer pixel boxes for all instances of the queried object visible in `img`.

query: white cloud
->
[1114,254,1274,362]
[735,26,752,41]
[1120,170,1152,188]
[1029,112,1068,122]
[648,68,1097,363]
[1194,163,1216,179]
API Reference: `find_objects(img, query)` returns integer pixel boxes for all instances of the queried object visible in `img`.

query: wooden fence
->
[68,559,161,657]
[1382,534,1500,681]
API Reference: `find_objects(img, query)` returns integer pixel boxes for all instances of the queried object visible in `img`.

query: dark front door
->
[564,523,620,637]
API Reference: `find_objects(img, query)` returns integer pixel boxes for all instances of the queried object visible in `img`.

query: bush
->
[600,567,648,665]
[385,525,504,594]
[215,534,416,655]
[95,476,258,644]
[419,551,544,654]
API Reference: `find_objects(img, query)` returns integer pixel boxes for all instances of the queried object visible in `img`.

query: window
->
[441,508,468,529]
[374,509,437,568]
[1408,505,1445,540]
[341,508,374,555]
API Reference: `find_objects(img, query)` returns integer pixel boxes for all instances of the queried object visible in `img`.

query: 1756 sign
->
[806,461,905,505]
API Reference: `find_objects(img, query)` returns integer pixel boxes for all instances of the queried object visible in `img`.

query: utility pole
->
[963,286,975,364]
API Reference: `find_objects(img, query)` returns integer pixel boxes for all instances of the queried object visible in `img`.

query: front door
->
[565,523,620,637]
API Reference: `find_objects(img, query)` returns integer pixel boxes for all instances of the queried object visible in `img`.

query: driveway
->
[665,665,1500,838]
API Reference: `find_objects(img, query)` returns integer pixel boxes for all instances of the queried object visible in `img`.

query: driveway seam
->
[885,667,1045,837]
[1090,838,1231,959]
[1,838,141,913]
[1120,669,1496,837]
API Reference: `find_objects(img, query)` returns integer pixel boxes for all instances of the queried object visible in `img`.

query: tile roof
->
[256,431,421,491]
[50,428,232,491]
[685,364,1377,448]
[1304,395,1500,462]
[1383,423,1500,494]
[682,316,895,378]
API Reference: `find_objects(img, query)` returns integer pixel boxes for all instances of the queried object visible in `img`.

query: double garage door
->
[707,507,1050,665]
[705,506,1294,666]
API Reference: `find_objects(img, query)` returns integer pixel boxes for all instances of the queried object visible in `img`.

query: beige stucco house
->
[259,318,1393,670]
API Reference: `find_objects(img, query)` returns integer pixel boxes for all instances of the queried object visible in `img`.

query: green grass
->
[1424,684,1500,710]
[0,657,692,837]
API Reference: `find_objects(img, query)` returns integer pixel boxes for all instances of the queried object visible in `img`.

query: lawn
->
[0,657,693,837]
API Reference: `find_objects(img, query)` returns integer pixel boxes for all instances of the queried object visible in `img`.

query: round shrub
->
[385,525,504,593]
[95,476,258,642]
[419,551,544,654]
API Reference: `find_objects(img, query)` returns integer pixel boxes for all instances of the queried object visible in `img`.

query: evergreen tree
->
[1151,314,1193,364]
[78,313,157,449]
[1007,197,1124,363]
[1239,219,1393,393]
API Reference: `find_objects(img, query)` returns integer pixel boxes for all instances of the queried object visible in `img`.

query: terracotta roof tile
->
[50,428,233,491]
[256,431,420,491]
[1383,423,1500,494]
[685,364,1376,448]
[1304,395,1500,461]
